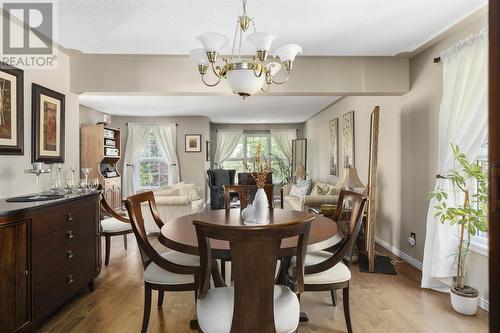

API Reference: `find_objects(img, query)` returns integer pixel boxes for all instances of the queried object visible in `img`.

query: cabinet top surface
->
[0,191,101,217]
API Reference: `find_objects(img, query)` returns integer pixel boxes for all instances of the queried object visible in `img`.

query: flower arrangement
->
[243,143,271,188]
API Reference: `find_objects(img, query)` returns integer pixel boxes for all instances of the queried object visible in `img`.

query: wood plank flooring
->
[39,236,488,333]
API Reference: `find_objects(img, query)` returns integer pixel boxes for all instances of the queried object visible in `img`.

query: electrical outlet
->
[408,232,416,247]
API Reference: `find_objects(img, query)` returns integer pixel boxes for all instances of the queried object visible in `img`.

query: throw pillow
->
[187,188,201,201]
[310,182,331,196]
[289,179,312,197]
[156,188,180,196]
[327,186,341,196]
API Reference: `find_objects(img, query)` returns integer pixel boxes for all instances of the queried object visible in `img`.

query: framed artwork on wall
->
[0,62,24,155]
[185,134,202,152]
[32,83,65,163]
[329,118,339,176]
[342,110,355,167]
[206,140,211,161]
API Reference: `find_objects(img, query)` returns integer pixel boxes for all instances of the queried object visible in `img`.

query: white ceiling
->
[79,95,340,123]
[57,0,486,56]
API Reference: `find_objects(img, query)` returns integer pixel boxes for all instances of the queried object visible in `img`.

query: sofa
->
[283,181,340,212]
[141,182,204,234]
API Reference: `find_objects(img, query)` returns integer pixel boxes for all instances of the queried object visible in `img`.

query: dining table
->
[158,208,341,324]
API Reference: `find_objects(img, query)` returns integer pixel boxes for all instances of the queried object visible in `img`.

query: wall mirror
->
[291,138,307,181]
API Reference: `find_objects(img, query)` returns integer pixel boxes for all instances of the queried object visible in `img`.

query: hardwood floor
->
[39,236,488,333]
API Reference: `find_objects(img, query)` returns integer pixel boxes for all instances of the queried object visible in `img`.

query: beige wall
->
[108,115,211,198]
[304,12,488,303]
[69,53,409,96]
[79,104,106,125]
[0,48,80,198]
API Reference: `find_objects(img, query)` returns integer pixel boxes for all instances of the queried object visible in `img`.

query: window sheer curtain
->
[152,124,180,185]
[421,29,488,290]
[270,128,296,161]
[123,124,151,198]
[213,129,243,167]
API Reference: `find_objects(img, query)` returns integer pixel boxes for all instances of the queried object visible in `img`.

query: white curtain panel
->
[213,129,243,166]
[152,124,180,185]
[421,29,488,290]
[123,124,151,198]
[270,128,297,161]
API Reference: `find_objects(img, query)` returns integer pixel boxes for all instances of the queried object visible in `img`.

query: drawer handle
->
[67,231,74,239]
[66,274,74,284]
[66,213,73,222]
[66,250,74,259]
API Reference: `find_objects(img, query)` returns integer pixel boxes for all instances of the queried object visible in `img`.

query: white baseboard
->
[374,237,489,312]
[375,237,423,270]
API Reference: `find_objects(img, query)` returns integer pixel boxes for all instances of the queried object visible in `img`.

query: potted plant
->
[429,144,488,315]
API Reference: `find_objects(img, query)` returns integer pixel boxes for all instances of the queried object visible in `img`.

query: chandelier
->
[189,0,302,98]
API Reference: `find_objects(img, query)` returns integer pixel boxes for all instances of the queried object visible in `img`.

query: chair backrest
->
[223,185,251,209]
[224,184,274,209]
[195,220,311,333]
[98,184,130,223]
[123,191,196,275]
[305,190,367,275]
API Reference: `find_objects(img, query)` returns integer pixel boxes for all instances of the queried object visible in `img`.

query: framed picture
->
[206,140,211,161]
[342,111,355,168]
[32,83,65,163]
[185,134,202,152]
[0,62,24,155]
[329,118,339,176]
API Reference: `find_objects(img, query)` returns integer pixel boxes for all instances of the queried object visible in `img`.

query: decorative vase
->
[253,188,269,224]
[241,204,255,222]
[450,286,479,315]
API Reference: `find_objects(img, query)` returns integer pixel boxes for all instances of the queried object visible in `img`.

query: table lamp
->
[338,167,364,192]
[293,164,307,181]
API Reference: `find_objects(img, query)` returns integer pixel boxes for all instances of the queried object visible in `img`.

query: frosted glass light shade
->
[189,48,209,65]
[226,68,265,97]
[246,32,275,52]
[196,33,229,53]
[265,62,281,77]
[275,44,303,62]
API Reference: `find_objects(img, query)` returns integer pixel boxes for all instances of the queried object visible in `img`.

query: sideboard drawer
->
[31,199,97,237]
[33,235,94,319]
[32,234,95,284]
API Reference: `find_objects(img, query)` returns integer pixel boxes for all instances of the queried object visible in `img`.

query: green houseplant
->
[429,144,488,315]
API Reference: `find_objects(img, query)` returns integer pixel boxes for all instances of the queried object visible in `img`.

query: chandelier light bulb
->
[274,44,303,63]
[189,48,209,66]
[247,32,275,54]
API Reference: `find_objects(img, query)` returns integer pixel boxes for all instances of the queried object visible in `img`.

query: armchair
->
[207,169,236,209]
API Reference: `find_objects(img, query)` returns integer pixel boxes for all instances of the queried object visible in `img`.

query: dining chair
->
[194,219,311,333]
[98,184,134,266]
[124,191,199,333]
[289,190,367,333]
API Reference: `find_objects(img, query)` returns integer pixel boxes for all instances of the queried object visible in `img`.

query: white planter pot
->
[450,288,478,315]
[252,188,269,224]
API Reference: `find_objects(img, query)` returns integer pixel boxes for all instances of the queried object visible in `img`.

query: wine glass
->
[89,178,99,192]
[80,179,89,193]
[64,178,75,193]
[81,168,92,187]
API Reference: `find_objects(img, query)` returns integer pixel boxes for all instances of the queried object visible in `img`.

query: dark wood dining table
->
[158,208,340,260]
[158,208,340,324]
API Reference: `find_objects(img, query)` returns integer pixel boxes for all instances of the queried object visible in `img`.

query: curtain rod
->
[126,122,178,126]
[215,128,299,132]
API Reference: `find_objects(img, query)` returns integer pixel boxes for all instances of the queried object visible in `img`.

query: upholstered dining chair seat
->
[290,250,352,284]
[101,217,133,233]
[197,285,300,333]
[144,251,198,285]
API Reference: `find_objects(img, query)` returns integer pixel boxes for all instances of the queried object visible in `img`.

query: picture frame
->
[185,134,202,152]
[0,62,24,155]
[206,140,211,161]
[342,110,355,167]
[32,83,65,163]
[329,118,339,176]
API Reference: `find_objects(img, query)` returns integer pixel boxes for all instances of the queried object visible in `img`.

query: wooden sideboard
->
[0,192,101,333]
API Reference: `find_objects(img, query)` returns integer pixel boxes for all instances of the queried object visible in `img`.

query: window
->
[470,137,488,255]
[221,131,292,184]
[135,131,168,191]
